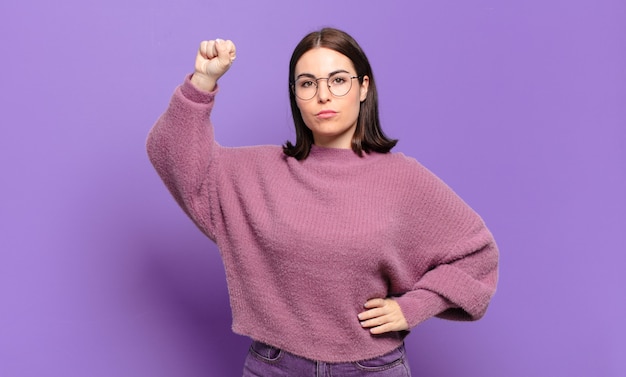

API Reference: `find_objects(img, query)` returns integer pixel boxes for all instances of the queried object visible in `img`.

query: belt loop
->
[316,360,329,377]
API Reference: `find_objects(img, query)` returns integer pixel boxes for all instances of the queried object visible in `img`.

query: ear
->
[359,75,369,102]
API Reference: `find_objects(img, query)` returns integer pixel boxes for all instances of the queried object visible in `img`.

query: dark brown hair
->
[283,28,397,160]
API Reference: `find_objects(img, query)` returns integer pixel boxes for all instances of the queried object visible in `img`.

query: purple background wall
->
[1,0,624,376]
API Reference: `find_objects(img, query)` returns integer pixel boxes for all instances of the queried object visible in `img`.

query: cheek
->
[347,95,362,118]
[295,101,315,127]
[295,99,310,117]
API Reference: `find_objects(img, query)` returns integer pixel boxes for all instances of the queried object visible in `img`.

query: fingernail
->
[215,38,223,43]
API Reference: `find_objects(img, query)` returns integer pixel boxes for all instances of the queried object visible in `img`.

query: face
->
[294,48,369,149]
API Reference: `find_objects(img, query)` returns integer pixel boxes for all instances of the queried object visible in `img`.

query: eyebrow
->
[295,69,351,80]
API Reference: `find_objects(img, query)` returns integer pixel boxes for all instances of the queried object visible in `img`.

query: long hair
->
[283,28,397,160]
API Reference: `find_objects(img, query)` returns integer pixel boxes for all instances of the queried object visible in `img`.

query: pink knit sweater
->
[146,76,499,363]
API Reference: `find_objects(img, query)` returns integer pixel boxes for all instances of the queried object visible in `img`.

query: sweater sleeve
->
[146,74,221,241]
[393,166,499,328]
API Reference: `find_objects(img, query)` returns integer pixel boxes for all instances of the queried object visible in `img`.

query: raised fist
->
[191,39,237,91]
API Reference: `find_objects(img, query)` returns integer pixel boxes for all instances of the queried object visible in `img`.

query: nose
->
[316,79,331,103]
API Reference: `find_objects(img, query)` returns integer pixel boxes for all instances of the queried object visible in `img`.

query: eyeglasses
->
[292,73,362,100]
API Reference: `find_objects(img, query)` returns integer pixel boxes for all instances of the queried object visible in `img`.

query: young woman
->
[147,27,498,377]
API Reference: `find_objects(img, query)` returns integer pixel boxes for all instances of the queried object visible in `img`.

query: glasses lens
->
[294,78,317,100]
[328,73,353,97]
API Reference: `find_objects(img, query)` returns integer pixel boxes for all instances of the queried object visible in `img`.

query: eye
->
[299,79,315,88]
[331,76,347,85]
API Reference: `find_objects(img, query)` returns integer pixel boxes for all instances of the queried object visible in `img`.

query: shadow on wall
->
[136,230,250,375]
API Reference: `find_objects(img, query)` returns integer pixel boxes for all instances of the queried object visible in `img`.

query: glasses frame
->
[291,74,363,101]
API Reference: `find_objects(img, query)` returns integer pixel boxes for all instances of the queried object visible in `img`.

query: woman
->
[147,28,498,377]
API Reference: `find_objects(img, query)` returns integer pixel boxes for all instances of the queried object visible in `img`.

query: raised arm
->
[146,39,236,240]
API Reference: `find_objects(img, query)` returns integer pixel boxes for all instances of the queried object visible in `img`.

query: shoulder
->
[380,151,472,210]
[217,145,290,174]
[380,151,443,187]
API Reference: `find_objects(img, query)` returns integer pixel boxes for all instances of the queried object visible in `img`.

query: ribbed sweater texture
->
[146,75,499,363]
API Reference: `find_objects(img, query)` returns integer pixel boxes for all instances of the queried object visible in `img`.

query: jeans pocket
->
[249,341,283,363]
[354,345,406,372]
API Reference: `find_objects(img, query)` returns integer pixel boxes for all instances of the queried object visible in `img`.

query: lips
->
[316,110,337,119]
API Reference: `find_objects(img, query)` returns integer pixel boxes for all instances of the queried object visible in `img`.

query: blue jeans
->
[242,341,412,377]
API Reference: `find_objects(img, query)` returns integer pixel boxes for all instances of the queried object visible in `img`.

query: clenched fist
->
[191,39,237,92]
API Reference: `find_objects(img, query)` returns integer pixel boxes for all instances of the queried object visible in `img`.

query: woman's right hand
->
[191,39,237,92]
